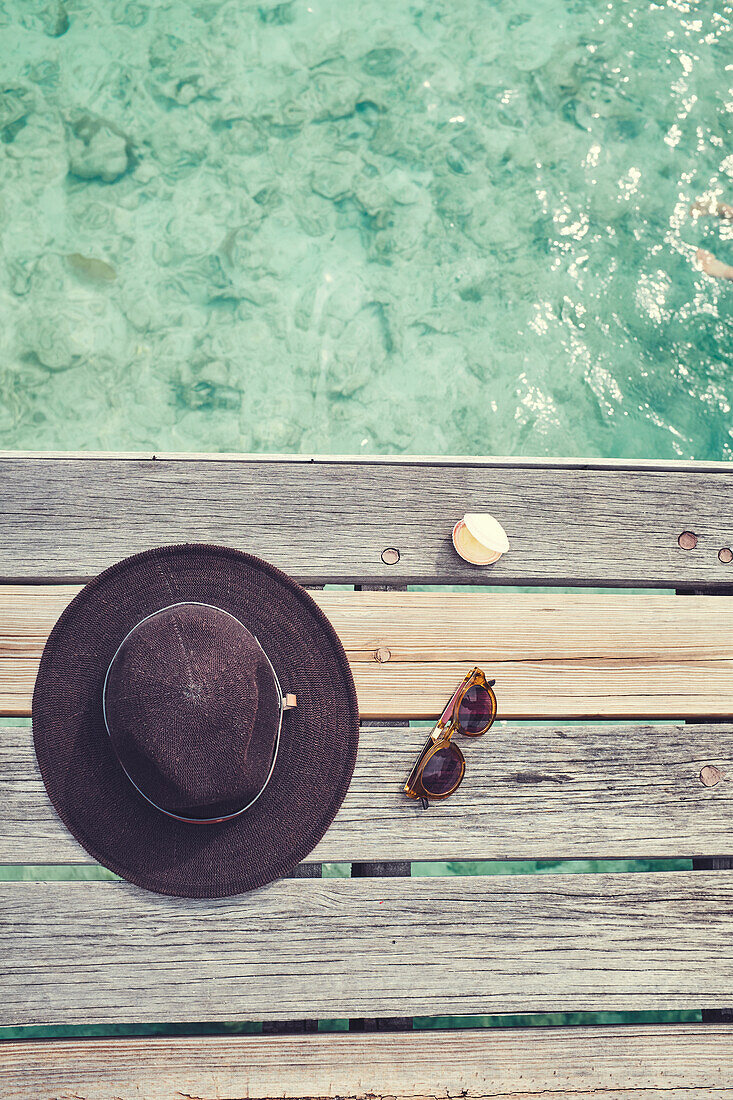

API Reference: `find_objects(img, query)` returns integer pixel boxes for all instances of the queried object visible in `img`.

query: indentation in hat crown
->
[104,603,279,819]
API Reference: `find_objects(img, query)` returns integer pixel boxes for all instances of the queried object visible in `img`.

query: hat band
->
[102,602,283,825]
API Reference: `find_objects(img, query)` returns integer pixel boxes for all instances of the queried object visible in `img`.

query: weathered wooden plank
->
[1,455,732,587]
[3,721,732,865]
[3,588,733,718]
[2,871,733,1025]
[4,1025,733,1100]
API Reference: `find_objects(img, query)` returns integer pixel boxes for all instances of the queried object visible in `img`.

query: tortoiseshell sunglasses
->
[404,667,496,809]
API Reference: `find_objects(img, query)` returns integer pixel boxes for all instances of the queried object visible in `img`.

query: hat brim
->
[32,544,359,898]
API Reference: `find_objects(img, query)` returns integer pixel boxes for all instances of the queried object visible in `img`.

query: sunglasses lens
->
[421,745,463,797]
[457,683,495,733]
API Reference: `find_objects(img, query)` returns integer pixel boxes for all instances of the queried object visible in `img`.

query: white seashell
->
[452,513,510,566]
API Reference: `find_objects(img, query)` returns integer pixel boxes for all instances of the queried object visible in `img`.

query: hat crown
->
[103,603,280,820]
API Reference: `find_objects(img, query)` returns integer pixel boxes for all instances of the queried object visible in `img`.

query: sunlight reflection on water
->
[0,0,731,458]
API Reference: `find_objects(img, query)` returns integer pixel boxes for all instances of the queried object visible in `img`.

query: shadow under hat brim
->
[32,544,360,898]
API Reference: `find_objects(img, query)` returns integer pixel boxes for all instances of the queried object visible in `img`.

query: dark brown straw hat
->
[32,544,359,898]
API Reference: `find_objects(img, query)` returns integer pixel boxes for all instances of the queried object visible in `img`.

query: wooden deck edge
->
[2,450,733,472]
[3,1024,733,1100]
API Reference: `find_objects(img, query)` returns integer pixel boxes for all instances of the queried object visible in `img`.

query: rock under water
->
[65,113,132,183]
[66,253,117,282]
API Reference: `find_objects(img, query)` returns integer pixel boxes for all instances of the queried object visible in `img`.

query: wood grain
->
[3,721,733,864]
[4,1025,733,1100]
[3,587,733,719]
[1,455,732,587]
[2,871,733,1025]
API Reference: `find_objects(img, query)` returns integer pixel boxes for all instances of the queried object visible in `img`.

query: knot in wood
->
[374,646,392,663]
[719,547,733,564]
[700,765,723,787]
[381,547,400,565]
[678,531,698,550]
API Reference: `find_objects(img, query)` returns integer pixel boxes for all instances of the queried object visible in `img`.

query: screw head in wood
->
[374,647,391,663]
[719,547,733,564]
[381,547,400,565]
[678,531,698,550]
[700,765,723,787]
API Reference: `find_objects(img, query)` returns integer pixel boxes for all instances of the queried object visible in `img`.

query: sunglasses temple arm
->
[406,729,437,785]
[405,719,448,794]
[439,681,467,726]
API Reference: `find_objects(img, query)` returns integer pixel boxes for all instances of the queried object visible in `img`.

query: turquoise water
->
[1,0,732,458]
[0,0,726,1039]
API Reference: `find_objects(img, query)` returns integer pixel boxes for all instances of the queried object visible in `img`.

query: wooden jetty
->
[2,451,733,1098]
